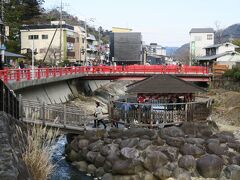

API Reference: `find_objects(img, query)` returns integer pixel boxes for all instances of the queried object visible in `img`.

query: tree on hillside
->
[4,0,44,53]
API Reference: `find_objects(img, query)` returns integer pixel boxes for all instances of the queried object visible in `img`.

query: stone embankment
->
[0,112,32,180]
[65,122,240,180]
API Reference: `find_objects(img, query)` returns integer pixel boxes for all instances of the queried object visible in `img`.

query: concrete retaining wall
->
[15,79,111,104]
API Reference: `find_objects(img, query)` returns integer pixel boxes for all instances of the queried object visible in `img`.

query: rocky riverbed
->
[65,121,240,180]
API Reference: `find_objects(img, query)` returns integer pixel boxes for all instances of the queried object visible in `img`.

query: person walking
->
[93,101,107,129]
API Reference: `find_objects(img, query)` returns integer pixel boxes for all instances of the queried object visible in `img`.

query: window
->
[42,35,48,39]
[28,35,39,40]
[82,38,85,44]
[207,34,213,40]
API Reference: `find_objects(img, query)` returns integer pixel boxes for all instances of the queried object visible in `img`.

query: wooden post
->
[63,104,66,127]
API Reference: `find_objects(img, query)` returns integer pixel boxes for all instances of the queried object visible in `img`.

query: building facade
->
[189,28,215,64]
[196,42,240,69]
[110,32,143,65]
[20,21,85,64]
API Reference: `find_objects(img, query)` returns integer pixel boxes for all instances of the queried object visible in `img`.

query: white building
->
[20,21,85,64]
[189,28,215,63]
[196,42,240,69]
[148,43,166,56]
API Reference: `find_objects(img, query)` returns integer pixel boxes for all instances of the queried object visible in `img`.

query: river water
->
[51,136,93,180]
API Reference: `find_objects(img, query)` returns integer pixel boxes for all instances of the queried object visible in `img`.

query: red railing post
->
[53,68,56,77]
[27,69,31,80]
[4,69,8,83]
[16,70,20,81]
[37,68,41,79]
[46,68,49,78]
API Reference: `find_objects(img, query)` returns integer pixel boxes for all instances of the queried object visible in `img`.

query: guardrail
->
[21,99,90,128]
[109,99,213,127]
[0,65,209,83]
[0,79,19,119]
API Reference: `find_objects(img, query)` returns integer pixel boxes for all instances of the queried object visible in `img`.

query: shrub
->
[22,125,60,180]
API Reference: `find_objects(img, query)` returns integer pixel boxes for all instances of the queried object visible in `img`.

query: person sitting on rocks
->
[93,101,107,129]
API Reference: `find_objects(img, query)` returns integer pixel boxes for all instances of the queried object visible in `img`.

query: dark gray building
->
[110,32,142,65]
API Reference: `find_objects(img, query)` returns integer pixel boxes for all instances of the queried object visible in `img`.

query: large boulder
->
[142,149,168,172]
[101,143,119,157]
[196,154,224,178]
[103,161,112,173]
[120,138,139,148]
[87,164,97,175]
[78,139,89,150]
[212,131,235,143]
[102,173,113,180]
[72,161,88,172]
[86,151,98,164]
[158,146,179,162]
[228,142,240,153]
[112,159,143,175]
[67,149,81,162]
[108,128,123,139]
[165,136,185,148]
[153,167,172,179]
[70,138,79,151]
[152,137,165,146]
[159,126,185,138]
[207,142,227,155]
[121,147,140,159]
[88,140,104,152]
[180,122,213,138]
[137,139,152,150]
[84,130,99,142]
[96,167,105,178]
[185,137,205,145]
[223,165,240,180]
[180,143,205,158]
[231,155,240,166]
[178,155,196,171]
[138,171,157,180]
[95,153,106,168]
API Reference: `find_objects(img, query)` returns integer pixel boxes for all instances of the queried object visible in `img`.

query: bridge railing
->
[21,99,91,128]
[0,65,209,83]
[0,79,19,119]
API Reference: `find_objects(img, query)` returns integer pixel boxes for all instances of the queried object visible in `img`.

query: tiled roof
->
[190,28,214,33]
[127,74,205,94]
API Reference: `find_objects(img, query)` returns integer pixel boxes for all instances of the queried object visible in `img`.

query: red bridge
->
[0,65,211,86]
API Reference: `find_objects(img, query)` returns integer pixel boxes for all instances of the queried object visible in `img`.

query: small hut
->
[109,75,211,127]
[126,74,205,103]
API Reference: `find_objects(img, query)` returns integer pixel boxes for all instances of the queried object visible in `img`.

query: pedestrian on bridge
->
[93,101,107,129]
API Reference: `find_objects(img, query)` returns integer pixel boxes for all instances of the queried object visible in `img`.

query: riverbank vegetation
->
[224,67,240,80]
[22,125,59,180]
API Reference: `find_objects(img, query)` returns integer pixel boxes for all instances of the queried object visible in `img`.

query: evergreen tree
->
[4,0,44,52]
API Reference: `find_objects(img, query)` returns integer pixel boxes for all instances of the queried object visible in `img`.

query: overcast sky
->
[44,0,240,47]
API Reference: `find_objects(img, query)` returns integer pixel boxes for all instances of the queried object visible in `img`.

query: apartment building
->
[20,21,85,64]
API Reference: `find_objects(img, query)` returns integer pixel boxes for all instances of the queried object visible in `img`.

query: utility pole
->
[1,0,5,65]
[98,27,101,64]
[85,19,87,66]
[59,0,63,63]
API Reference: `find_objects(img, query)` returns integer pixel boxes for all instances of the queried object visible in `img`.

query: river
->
[51,136,94,180]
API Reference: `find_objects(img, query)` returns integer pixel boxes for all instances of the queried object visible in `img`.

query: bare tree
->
[214,21,225,44]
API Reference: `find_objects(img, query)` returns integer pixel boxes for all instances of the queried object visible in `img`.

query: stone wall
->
[212,78,240,92]
[0,112,32,180]
[65,123,240,180]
